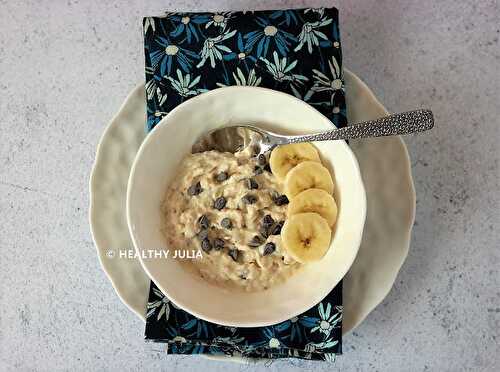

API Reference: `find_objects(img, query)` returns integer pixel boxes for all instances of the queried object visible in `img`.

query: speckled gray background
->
[0,0,499,371]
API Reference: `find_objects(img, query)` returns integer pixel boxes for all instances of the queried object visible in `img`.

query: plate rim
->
[89,83,149,320]
[341,70,416,334]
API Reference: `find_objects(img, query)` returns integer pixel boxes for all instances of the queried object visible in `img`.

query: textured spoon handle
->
[287,109,434,143]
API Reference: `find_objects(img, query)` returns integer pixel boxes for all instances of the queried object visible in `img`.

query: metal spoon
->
[192,109,434,155]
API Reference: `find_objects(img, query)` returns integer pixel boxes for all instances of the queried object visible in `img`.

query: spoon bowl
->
[191,125,275,155]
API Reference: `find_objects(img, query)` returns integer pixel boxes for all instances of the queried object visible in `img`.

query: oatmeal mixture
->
[162,148,302,291]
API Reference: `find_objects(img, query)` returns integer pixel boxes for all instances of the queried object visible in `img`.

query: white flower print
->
[145,79,155,100]
[216,67,262,87]
[146,287,177,321]
[144,66,156,100]
[311,55,343,92]
[197,29,237,68]
[259,51,309,85]
[166,69,207,97]
[308,55,344,106]
[144,17,156,34]
[156,87,168,106]
[294,17,333,53]
[310,302,342,337]
[304,338,339,354]
[324,353,336,362]
[205,12,232,29]
[304,8,325,18]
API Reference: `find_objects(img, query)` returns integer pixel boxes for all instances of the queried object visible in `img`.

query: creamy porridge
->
[162,148,302,292]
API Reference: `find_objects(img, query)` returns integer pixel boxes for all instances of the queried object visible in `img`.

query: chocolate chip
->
[254,166,264,175]
[213,238,225,250]
[260,215,274,237]
[248,235,264,248]
[198,215,210,229]
[264,164,272,173]
[215,171,229,182]
[201,238,212,252]
[197,229,209,240]
[274,194,289,206]
[262,214,274,227]
[221,217,232,229]
[271,221,284,235]
[214,196,227,210]
[257,154,267,166]
[246,178,259,190]
[242,194,258,204]
[187,181,202,196]
[239,274,247,280]
[263,242,276,256]
[228,249,239,262]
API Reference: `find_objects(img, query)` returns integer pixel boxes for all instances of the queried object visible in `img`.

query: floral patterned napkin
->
[143,7,346,361]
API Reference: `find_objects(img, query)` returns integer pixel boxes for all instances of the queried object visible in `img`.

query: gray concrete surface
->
[0,0,499,371]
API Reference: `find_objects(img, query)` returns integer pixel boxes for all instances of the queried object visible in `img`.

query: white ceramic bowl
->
[127,86,366,327]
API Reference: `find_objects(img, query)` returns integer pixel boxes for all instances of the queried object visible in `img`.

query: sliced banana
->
[269,143,320,181]
[288,188,338,227]
[284,161,334,198]
[281,212,332,263]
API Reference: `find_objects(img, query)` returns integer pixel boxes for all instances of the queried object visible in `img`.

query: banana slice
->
[288,188,338,227]
[269,143,320,181]
[281,212,332,263]
[284,161,334,198]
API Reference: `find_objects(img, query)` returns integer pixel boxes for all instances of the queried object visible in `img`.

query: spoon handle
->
[286,109,434,143]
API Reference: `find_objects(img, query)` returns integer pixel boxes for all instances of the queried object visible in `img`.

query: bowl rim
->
[126,85,367,327]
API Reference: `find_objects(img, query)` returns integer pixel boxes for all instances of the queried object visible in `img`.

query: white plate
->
[89,69,415,334]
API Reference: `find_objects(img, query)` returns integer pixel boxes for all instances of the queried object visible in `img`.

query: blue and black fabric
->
[143,7,346,361]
